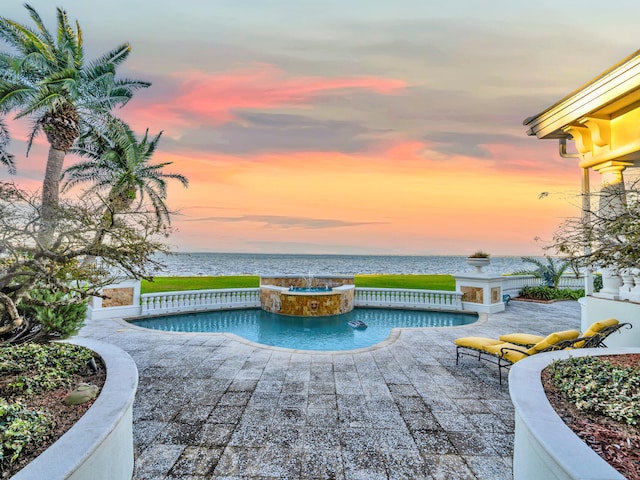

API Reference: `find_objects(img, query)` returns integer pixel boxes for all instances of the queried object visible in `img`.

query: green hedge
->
[518,285,584,301]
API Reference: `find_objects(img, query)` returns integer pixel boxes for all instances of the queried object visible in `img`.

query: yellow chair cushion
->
[457,329,580,364]
[583,318,618,336]
[484,342,529,363]
[498,333,544,346]
[574,318,618,347]
[454,337,503,349]
[530,329,580,353]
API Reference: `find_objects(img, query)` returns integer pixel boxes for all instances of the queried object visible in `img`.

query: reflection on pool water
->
[130,308,477,351]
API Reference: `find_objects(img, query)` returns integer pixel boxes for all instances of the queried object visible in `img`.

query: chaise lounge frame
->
[455,322,632,384]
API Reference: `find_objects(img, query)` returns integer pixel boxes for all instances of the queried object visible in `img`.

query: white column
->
[593,163,628,300]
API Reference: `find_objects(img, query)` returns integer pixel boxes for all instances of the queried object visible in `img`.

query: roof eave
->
[524,50,640,139]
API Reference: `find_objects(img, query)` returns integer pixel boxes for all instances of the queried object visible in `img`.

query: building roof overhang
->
[523,50,640,140]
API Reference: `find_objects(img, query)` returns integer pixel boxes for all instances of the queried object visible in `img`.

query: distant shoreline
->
[150,253,532,277]
[166,251,535,258]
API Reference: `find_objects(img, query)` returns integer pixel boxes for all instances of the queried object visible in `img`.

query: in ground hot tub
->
[259,275,355,316]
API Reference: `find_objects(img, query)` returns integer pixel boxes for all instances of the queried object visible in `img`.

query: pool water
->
[130,308,477,351]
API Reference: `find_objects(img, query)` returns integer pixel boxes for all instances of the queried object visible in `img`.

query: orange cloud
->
[156,137,583,255]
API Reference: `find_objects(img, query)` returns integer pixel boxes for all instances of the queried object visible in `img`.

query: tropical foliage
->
[518,285,583,301]
[514,256,570,288]
[0,117,14,174]
[63,119,188,227]
[548,356,640,426]
[0,6,187,344]
[17,289,87,340]
[0,4,149,227]
[0,343,97,468]
[0,182,172,343]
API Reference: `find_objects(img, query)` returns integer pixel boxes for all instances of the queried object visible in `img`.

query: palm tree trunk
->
[40,146,66,238]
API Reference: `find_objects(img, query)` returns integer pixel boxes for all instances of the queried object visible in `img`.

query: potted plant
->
[467,251,491,273]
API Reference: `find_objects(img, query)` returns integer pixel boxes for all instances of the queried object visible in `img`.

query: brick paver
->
[78,300,581,479]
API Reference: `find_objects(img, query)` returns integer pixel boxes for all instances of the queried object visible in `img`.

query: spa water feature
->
[259,274,355,316]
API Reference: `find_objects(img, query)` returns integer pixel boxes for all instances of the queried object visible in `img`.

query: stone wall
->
[259,285,355,317]
[461,286,483,303]
[491,287,501,304]
[102,287,134,308]
[280,292,342,316]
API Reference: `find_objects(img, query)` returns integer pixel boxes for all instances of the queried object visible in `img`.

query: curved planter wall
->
[509,347,639,480]
[13,339,138,480]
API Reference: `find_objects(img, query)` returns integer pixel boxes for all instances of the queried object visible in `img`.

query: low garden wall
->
[509,347,638,480]
[12,339,138,480]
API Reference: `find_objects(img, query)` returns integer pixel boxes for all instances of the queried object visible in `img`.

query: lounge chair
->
[454,329,580,384]
[498,318,630,348]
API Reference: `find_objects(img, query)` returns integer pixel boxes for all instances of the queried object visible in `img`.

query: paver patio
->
[78,300,581,479]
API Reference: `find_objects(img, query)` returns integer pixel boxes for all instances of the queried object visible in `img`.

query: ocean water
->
[150,252,533,277]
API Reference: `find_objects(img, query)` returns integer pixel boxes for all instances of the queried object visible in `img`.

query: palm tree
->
[63,120,188,238]
[516,256,570,289]
[0,117,14,174]
[0,5,149,228]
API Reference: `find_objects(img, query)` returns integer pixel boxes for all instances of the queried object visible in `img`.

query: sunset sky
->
[2,1,640,255]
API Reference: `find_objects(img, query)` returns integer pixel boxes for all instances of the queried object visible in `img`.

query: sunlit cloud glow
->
[2,0,638,255]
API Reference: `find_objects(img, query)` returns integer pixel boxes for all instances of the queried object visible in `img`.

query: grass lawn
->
[141,276,260,293]
[141,274,455,294]
[354,274,455,290]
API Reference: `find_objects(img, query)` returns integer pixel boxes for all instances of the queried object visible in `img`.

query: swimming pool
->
[130,308,477,351]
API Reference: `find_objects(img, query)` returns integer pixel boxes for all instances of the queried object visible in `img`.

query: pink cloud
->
[126,64,407,130]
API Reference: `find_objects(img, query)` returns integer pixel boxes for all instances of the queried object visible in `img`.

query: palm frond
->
[0,117,16,174]
[0,4,149,163]
[24,4,55,48]
[87,43,132,69]
[25,117,41,156]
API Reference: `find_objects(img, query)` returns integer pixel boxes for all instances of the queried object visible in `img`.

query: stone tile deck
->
[78,300,581,479]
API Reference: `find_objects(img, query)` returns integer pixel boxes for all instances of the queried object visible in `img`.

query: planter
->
[13,339,138,480]
[509,347,639,480]
[466,257,490,273]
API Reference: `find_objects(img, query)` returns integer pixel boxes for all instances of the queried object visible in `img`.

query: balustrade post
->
[141,297,148,314]
[595,268,622,300]
[619,269,635,301]
[629,269,640,302]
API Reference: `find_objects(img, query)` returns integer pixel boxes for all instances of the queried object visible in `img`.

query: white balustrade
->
[140,288,261,315]
[139,287,465,316]
[134,274,598,318]
[502,274,585,295]
[354,288,463,311]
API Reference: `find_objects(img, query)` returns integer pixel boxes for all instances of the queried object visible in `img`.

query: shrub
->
[548,356,640,425]
[593,273,603,292]
[0,399,53,464]
[468,250,490,258]
[0,343,95,395]
[519,285,584,301]
[17,289,87,340]
[0,343,98,472]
